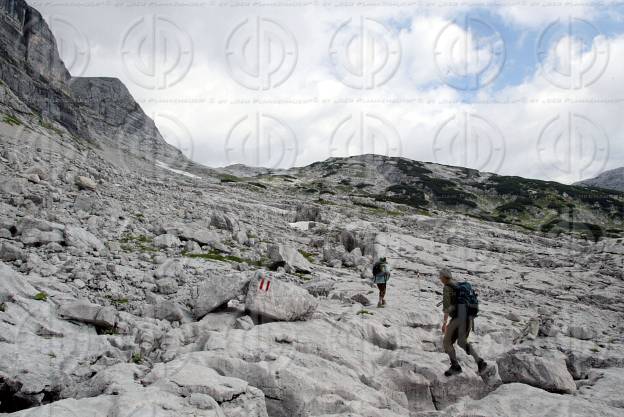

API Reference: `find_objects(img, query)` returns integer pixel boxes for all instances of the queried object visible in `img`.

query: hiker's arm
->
[442,285,455,315]
[442,312,449,333]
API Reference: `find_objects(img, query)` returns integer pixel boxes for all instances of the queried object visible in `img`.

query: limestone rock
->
[245,271,318,321]
[64,225,104,251]
[75,176,97,191]
[58,301,117,329]
[267,245,312,274]
[496,350,576,394]
[568,326,596,341]
[153,234,181,249]
[191,272,251,319]
[156,278,179,295]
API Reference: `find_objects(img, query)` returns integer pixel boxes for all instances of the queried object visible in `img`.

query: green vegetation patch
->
[3,114,22,126]
[298,249,315,262]
[34,292,48,301]
[540,219,604,242]
[219,174,243,183]
[183,250,266,267]
[120,234,157,253]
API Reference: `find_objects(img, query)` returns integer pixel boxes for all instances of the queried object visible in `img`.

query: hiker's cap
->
[439,268,453,279]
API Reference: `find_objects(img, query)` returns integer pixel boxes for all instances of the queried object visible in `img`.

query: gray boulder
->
[156,278,179,295]
[191,272,251,319]
[75,175,97,191]
[0,242,25,261]
[267,245,312,273]
[211,212,238,231]
[18,217,65,245]
[64,225,104,251]
[496,350,576,394]
[245,271,318,321]
[58,301,117,329]
[567,326,596,340]
[153,234,181,249]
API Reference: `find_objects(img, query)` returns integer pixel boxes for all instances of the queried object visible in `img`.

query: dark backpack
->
[454,282,479,317]
[372,261,384,277]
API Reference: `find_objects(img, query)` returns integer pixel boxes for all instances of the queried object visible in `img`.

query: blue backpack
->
[455,282,479,318]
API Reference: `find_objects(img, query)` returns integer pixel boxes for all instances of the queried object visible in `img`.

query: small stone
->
[75,175,97,191]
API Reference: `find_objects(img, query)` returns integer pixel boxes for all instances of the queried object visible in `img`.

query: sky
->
[32,0,624,184]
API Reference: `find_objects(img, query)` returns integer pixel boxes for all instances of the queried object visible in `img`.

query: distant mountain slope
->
[228,154,624,241]
[576,167,624,192]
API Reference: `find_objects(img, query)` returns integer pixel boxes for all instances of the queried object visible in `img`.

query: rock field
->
[0,1,623,416]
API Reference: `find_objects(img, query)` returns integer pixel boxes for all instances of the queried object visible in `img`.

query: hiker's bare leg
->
[443,318,460,365]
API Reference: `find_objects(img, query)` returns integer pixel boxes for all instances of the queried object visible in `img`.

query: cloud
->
[33,1,624,184]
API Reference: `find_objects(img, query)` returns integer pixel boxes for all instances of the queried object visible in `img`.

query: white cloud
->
[33,1,624,184]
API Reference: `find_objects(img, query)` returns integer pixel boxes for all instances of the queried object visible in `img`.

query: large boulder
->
[64,225,105,251]
[245,271,318,321]
[58,301,117,329]
[153,234,181,249]
[0,242,26,262]
[191,272,251,319]
[496,350,576,394]
[144,358,269,417]
[18,217,65,245]
[267,245,312,273]
[435,383,622,417]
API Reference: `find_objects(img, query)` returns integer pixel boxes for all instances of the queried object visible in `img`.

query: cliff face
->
[0,0,181,164]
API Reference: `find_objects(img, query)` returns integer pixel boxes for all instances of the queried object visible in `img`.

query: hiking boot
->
[377,301,383,308]
[444,363,462,377]
[381,299,386,306]
[477,359,488,374]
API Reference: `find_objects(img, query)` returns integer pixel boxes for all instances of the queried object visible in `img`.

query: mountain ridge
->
[576,166,624,192]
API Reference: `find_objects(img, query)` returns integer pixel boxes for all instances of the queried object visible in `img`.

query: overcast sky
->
[32,0,624,184]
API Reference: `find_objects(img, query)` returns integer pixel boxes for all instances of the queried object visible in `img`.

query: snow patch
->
[156,161,200,179]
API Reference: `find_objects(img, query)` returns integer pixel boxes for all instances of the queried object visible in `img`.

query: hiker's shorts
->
[443,317,473,353]
[373,274,389,284]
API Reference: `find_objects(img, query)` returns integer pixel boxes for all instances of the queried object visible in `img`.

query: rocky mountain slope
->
[577,167,624,193]
[226,155,624,242]
[1,1,623,416]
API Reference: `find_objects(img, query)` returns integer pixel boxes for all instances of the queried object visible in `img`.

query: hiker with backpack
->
[372,257,390,308]
[438,268,488,377]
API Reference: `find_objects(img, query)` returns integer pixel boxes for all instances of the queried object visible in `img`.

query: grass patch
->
[132,352,143,364]
[219,174,243,183]
[183,250,266,267]
[120,234,157,253]
[247,181,267,189]
[3,114,22,126]
[34,292,48,301]
[298,249,315,262]
[0,302,6,312]
[316,198,335,205]
[357,309,374,316]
